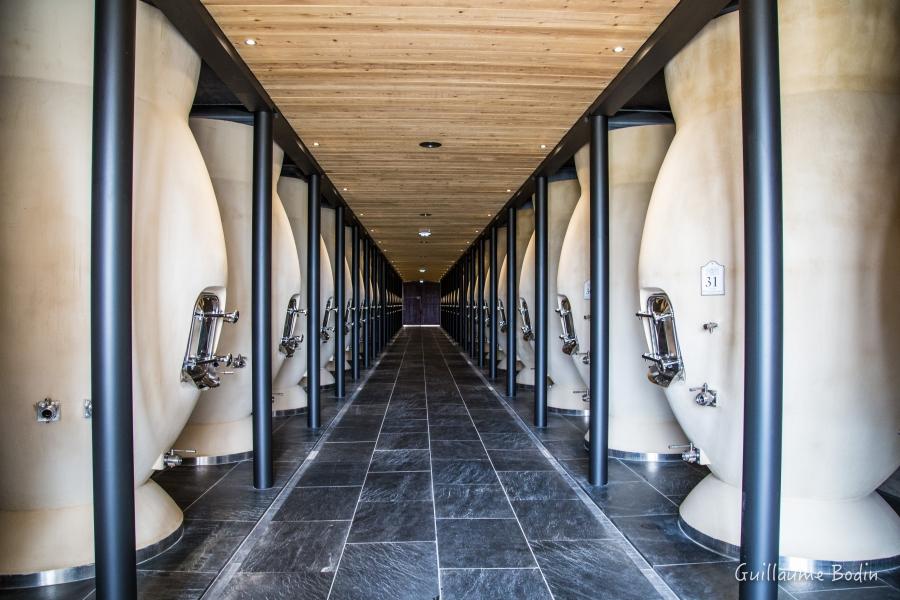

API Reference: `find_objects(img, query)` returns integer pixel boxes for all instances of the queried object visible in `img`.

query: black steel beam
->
[335,205,346,397]
[588,114,610,486]
[90,0,138,596]
[351,225,360,380]
[489,226,499,379]
[307,173,321,429]
[505,207,517,398]
[251,110,274,489]
[738,0,784,598]
[533,175,549,428]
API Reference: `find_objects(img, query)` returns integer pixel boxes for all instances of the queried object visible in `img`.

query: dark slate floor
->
[7,327,900,600]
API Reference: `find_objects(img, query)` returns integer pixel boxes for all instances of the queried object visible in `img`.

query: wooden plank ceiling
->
[202,0,677,280]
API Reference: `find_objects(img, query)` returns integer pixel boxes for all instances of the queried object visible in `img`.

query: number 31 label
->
[701,261,725,296]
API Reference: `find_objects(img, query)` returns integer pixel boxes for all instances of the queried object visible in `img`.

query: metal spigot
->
[164,448,196,468]
[689,383,717,407]
[198,309,239,323]
[669,442,701,463]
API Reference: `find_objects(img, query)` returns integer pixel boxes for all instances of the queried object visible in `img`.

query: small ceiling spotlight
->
[419,212,432,217]
[313,141,319,147]
[342,187,348,191]
[418,228,432,238]
[244,38,257,46]
[506,189,512,193]
[419,141,442,149]
[418,267,426,273]
[419,280,424,284]
[613,46,625,53]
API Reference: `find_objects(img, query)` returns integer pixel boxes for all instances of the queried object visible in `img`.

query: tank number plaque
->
[583,280,591,300]
[701,261,725,296]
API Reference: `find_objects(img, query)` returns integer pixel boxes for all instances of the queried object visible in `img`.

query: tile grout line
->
[432,330,557,600]
[422,330,443,599]
[442,330,679,600]
[198,335,397,600]
[326,333,412,600]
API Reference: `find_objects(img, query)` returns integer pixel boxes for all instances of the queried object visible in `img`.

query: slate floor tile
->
[429,425,480,441]
[622,460,709,498]
[369,449,431,472]
[329,542,438,600]
[218,460,296,489]
[613,514,728,566]
[585,480,678,518]
[273,486,361,522]
[512,500,615,542]
[140,519,254,573]
[440,568,552,600]
[360,471,433,502]
[315,442,376,463]
[152,464,236,509]
[560,458,643,486]
[296,462,369,487]
[347,500,436,543]
[429,440,488,461]
[498,471,578,501]
[532,539,663,600]
[488,449,553,471]
[480,432,535,450]
[375,432,429,450]
[240,521,350,573]
[218,572,333,600]
[436,518,535,569]
[380,418,428,433]
[434,484,513,519]
[132,571,216,600]
[184,483,280,522]
[432,459,498,485]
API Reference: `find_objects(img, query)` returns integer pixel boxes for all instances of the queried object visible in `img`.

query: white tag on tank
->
[700,261,725,296]
[583,280,591,300]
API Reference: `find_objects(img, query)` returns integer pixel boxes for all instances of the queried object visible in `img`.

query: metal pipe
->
[250,110,274,488]
[489,226,499,379]
[588,113,610,486]
[335,205,345,397]
[534,175,549,428]
[738,1,784,598]
[351,224,360,380]
[362,237,370,368]
[307,173,321,429]
[478,237,486,369]
[90,0,137,595]
[505,207,517,397]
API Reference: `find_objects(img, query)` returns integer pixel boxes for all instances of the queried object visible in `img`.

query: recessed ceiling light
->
[244,38,257,46]
[613,46,625,53]
[419,141,442,149]
[418,228,432,238]
[419,212,432,217]
[313,141,319,147]
[342,187,347,191]
[418,267,426,273]
[506,189,511,193]
[540,144,547,149]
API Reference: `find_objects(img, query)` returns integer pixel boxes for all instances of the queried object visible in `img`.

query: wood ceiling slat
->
[202,0,677,279]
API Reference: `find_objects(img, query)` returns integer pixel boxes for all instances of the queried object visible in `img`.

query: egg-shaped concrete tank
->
[278,175,334,393]
[517,175,582,411]
[498,207,534,375]
[175,119,299,461]
[0,0,228,582]
[638,0,900,569]
[559,128,687,457]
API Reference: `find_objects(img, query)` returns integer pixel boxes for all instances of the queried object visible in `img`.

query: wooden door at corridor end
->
[403,282,439,325]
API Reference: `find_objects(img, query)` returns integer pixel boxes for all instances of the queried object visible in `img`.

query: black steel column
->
[505,208,517,397]
[250,111,274,488]
[458,261,465,348]
[478,237,485,368]
[534,174,548,428]
[307,173,321,429]
[468,249,476,357]
[588,114,610,486]
[90,0,137,596]
[739,1,784,597]
[363,237,371,368]
[489,226,499,379]
[351,224,360,380]
[335,205,345,397]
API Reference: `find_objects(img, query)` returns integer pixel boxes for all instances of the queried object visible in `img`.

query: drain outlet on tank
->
[669,442,701,464]
[34,398,61,423]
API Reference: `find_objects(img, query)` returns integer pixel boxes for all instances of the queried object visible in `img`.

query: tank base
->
[174,416,252,462]
[584,432,684,462]
[273,384,307,415]
[680,474,900,573]
[0,481,183,588]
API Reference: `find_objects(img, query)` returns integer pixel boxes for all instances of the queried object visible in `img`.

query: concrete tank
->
[0,0,227,582]
[517,175,582,411]
[497,207,534,374]
[558,128,687,457]
[638,0,900,570]
[175,118,300,461]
